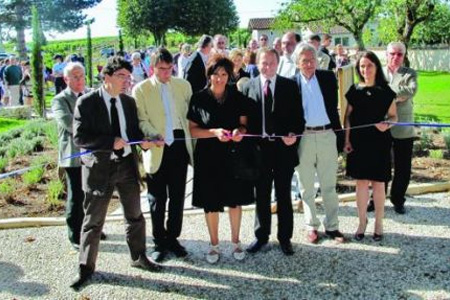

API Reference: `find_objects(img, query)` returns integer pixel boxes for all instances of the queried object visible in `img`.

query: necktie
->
[263,80,274,135]
[110,97,124,157]
[77,93,83,98]
[161,84,174,146]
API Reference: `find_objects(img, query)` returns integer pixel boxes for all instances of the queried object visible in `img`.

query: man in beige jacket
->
[133,48,193,262]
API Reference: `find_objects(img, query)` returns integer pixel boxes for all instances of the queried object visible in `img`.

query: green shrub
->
[429,149,444,159]
[46,179,64,208]
[0,156,8,172]
[31,136,46,152]
[0,179,15,203]
[43,120,58,148]
[0,106,33,119]
[414,128,434,153]
[22,166,45,185]
[6,138,35,159]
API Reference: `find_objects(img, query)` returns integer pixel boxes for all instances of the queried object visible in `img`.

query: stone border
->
[0,182,448,230]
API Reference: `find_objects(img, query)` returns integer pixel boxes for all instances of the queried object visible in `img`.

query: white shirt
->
[177,55,190,78]
[299,73,330,127]
[259,74,277,136]
[277,54,297,77]
[100,87,132,158]
[155,77,183,130]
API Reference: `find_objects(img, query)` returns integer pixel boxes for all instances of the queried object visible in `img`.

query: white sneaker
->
[232,242,246,261]
[206,244,220,264]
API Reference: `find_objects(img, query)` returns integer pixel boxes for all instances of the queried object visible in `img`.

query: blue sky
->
[46,0,282,40]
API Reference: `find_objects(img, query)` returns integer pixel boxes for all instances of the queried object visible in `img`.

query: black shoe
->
[167,240,188,258]
[151,248,167,263]
[367,200,375,212]
[131,255,162,272]
[373,233,383,242]
[325,230,346,243]
[246,239,268,254]
[394,205,405,214]
[100,232,107,240]
[280,241,294,256]
[70,266,93,291]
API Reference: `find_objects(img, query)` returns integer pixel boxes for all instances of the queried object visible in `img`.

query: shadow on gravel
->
[335,196,450,227]
[0,261,50,297]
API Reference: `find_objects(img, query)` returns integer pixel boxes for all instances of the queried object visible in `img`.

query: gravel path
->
[1,192,449,300]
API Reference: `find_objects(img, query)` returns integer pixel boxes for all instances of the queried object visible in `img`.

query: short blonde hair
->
[229,49,243,61]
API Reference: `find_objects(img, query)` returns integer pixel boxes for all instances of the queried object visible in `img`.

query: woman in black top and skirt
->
[344,51,397,242]
[188,55,255,263]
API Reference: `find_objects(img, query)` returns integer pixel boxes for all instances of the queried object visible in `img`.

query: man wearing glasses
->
[133,48,193,263]
[259,34,269,48]
[368,42,418,215]
[211,34,229,57]
[71,56,160,290]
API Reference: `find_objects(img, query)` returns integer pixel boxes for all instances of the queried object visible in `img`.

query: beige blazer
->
[384,66,418,139]
[133,76,193,174]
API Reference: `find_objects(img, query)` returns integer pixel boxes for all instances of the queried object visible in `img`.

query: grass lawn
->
[0,117,27,133]
[414,71,450,123]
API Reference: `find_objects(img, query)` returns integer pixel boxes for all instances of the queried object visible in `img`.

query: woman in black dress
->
[344,51,397,242]
[187,55,254,263]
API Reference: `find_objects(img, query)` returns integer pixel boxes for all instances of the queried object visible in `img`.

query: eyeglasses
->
[389,52,404,57]
[260,38,267,41]
[113,73,132,81]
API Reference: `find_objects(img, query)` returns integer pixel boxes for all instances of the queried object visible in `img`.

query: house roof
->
[248,18,275,30]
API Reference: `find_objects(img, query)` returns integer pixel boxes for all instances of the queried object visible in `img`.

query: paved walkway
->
[1,192,449,299]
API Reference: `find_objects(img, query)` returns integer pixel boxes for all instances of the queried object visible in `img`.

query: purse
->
[230,140,262,181]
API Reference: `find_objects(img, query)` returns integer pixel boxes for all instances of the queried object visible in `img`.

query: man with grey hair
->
[307,34,330,70]
[3,56,22,106]
[211,34,229,56]
[277,31,298,77]
[52,62,106,250]
[367,42,417,215]
[292,43,345,244]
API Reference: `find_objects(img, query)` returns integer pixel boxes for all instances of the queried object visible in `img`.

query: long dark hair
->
[355,51,388,86]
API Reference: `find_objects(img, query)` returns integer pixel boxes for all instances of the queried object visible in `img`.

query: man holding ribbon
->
[292,43,345,244]
[71,56,159,290]
[242,48,304,256]
[133,48,193,263]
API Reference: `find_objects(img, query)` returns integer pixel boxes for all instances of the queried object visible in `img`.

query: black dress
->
[345,84,396,182]
[187,86,255,212]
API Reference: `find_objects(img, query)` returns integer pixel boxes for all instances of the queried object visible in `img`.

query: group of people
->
[51,31,417,290]
[0,56,32,106]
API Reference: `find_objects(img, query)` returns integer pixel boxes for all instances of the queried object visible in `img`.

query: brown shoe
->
[307,230,319,244]
[325,230,346,243]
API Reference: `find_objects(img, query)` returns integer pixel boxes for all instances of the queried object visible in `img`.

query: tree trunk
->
[15,3,28,59]
[0,25,5,52]
[401,22,416,68]
[353,32,366,51]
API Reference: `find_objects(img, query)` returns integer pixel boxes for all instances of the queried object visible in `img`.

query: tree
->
[413,2,450,45]
[117,0,239,46]
[30,6,44,118]
[0,0,102,58]
[117,0,174,46]
[174,0,239,36]
[118,29,124,54]
[229,28,251,48]
[85,19,93,88]
[275,0,381,50]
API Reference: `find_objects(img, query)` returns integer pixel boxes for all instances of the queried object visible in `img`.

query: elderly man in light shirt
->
[292,43,345,244]
[277,31,298,77]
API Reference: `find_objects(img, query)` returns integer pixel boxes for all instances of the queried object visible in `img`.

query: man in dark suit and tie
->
[184,35,213,93]
[292,43,345,244]
[241,48,305,255]
[70,56,160,290]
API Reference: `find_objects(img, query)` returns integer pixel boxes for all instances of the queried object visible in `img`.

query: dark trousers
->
[64,167,84,245]
[254,141,294,243]
[79,156,146,271]
[146,131,189,247]
[388,138,414,207]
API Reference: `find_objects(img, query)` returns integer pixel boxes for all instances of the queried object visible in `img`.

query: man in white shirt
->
[277,31,298,77]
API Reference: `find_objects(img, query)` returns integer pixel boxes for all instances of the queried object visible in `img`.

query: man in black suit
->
[292,43,345,244]
[241,48,305,256]
[70,56,161,290]
[184,35,213,93]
